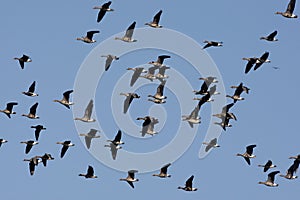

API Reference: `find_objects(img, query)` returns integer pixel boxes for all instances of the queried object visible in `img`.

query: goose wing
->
[244,157,251,165]
[185,175,194,188]
[125,21,136,39]
[86,31,100,40]
[30,103,38,115]
[130,68,144,87]
[84,100,94,119]
[153,10,162,24]
[268,31,277,40]
[87,165,94,176]
[28,81,36,93]
[267,171,280,183]
[264,160,272,172]
[25,143,33,154]
[157,55,170,64]
[114,130,122,143]
[123,95,133,114]
[63,90,73,102]
[29,160,35,175]
[161,163,171,174]
[61,145,69,158]
[245,60,254,74]
[85,136,92,149]
[246,144,256,155]
[254,52,269,71]
[222,103,234,113]
[233,83,244,96]
[287,0,296,14]
[128,170,137,179]
[97,10,106,23]
[6,102,18,112]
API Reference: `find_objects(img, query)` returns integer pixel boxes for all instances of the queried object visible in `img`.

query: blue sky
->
[0,0,299,199]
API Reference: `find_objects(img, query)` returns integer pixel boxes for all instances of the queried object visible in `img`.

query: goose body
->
[193,76,218,95]
[79,129,100,149]
[236,144,256,165]
[148,55,171,67]
[22,102,39,119]
[260,31,278,41]
[226,83,246,103]
[203,138,220,152]
[79,165,98,179]
[101,55,119,71]
[258,160,277,172]
[275,0,298,18]
[145,10,163,28]
[77,31,100,43]
[120,92,140,114]
[178,175,197,191]
[259,171,280,187]
[120,170,139,189]
[56,141,75,158]
[38,153,54,167]
[107,130,124,147]
[136,116,159,137]
[74,99,96,122]
[23,156,41,176]
[182,101,202,128]
[254,52,271,71]
[20,140,39,154]
[31,125,46,141]
[140,65,159,81]
[53,90,74,109]
[14,54,32,69]
[93,1,114,23]
[148,81,167,101]
[115,21,137,42]
[243,57,259,74]
[22,81,38,97]
[0,139,8,147]
[127,67,147,87]
[0,102,18,118]
[152,163,171,178]
[202,40,223,49]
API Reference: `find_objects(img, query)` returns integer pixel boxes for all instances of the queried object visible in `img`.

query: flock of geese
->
[1,0,299,192]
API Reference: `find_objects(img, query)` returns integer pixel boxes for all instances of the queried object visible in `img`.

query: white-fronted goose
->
[120,92,140,114]
[139,65,159,81]
[104,143,119,160]
[115,21,137,42]
[260,31,278,42]
[193,76,218,95]
[74,99,96,122]
[14,54,32,69]
[259,171,280,187]
[79,165,98,179]
[22,81,38,97]
[258,160,277,172]
[23,156,41,176]
[120,170,139,189]
[20,140,39,154]
[93,1,114,23]
[0,139,8,147]
[152,163,171,178]
[0,102,18,118]
[38,153,54,167]
[107,130,124,147]
[182,102,201,128]
[77,31,100,43]
[275,0,298,18]
[213,103,236,120]
[203,138,220,152]
[202,41,223,49]
[178,175,197,191]
[148,55,171,67]
[226,83,246,103]
[280,159,299,179]
[79,129,100,149]
[236,144,256,165]
[53,90,74,109]
[243,57,259,74]
[31,125,46,141]
[145,10,163,28]
[22,102,39,119]
[56,140,75,158]
[136,116,159,137]
[127,67,147,87]
[148,80,167,101]
[254,52,271,71]
[101,55,119,71]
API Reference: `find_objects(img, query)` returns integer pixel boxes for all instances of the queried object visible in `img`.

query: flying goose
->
[280,159,299,179]
[74,99,96,122]
[259,171,280,187]
[213,103,235,119]
[53,90,74,109]
[115,21,137,42]
[120,170,139,189]
[226,83,246,103]
[148,55,171,67]
[127,67,147,87]
[56,140,75,158]
[243,57,259,74]
[93,1,114,23]
[203,138,220,152]
[145,10,163,28]
[148,81,167,101]
[152,163,171,178]
[258,160,277,172]
[22,81,38,97]
[22,102,39,119]
[101,55,119,71]
[14,54,32,69]
[236,144,256,165]
[0,102,18,118]
[155,65,170,81]
[38,153,54,167]
[0,139,8,147]
[230,84,250,94]
[214,116,232,131]
[31,125,46,141]
[20,140,39,154]
[23,156,41,176]
[192,92,214,105]
[178,175,197,191]
[202,41,223,49]
[79,165,98,179]
[107,130,124,147]
[193,76,218,95]
[182,102,201,128]
[120,92,140,114]
[136,116,159,137]
[275,0,298,18]
[79,129,100,149]
[104,143,119,160]
[260,31,278,42]
[139,65,159,81]
[253,52,271,71]
[77,31,100,43]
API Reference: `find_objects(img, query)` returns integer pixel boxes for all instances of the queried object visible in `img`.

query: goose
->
[38,153,54,167]
[236,144,256,165]
[31,125,46,141]
[258,160,277,172]
[104,143,119,160]
[193,76,218,95]
[23,156,41,176]
[0,102,18,118]
[192,92,214,105]
[22,81,38,97]
[213,103,235,120]
[79,129,100,149]
[120,92,140,114]
[148,98,166,104]
[182,102,201,128]
[53,90,74,109]
[0,139,8,147]
[20,140,39,154]
[253,52,271,71]
[14,54,32,69]
[148,55,171,67]
[101,55,119,71]
[202,41,223,49]
[115,21,137,42]
[139,65,159,81]
[120,170,139,189]
[127,67,147,87]
[155,65,170,81]
[243,57,259,74]
[203,138,220,152]
[280,159,299,179]
[23,156,41,166]
[226,82,245,103]
[77,30,100,43]
[260,31,278,42]
[22,102,39,119]
[56,141,75,158]
[178,175,197,191]
[74,99,96,122]
[107,130,124,147]
[145,10,163,28]
[152,163,171,178]
[230,84,250,94]
[214,116,232,131]
[148,81,167,100]
[93,1,114,23]
[79,165,98,179]
[275,0,298,18]
[136,116,159,137]
[259,171,280,187]
[207,85,220,95]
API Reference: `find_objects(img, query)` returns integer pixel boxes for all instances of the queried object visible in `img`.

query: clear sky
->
[0,0,299,199]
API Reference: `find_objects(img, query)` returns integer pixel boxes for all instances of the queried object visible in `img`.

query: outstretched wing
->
[125,21,136,39]
[153,10,162,24]
[28,81,36,93]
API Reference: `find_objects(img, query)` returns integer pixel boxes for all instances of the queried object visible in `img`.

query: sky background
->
[0,0,299,199]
